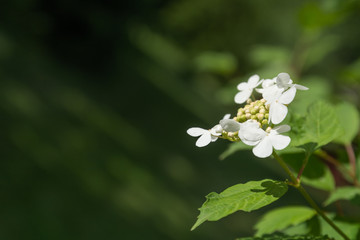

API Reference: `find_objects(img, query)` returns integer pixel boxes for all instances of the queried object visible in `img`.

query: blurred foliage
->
[0,0,360,239]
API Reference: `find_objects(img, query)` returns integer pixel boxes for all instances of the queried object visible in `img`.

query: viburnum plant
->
[187,73,360,240]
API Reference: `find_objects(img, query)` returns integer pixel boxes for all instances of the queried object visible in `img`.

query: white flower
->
[235,75,263,104]
[238,120,264,145]
[276,72,308,91]
[187,114,230,147]
[264,86,297,124]
[239,120,291,158]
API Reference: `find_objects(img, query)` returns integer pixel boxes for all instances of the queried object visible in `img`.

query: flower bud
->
[257,113,264,121]
[228,132,237,137]
[246,113,251,119]
[251,115,257,120]
[261,119,268,125]
[246,99,252,104]
[250,109,257,115]
[265,113,269,119]
[239,115,247,122]
[259,108,266,114]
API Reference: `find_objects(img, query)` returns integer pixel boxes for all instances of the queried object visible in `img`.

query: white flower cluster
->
[187,72,308,158]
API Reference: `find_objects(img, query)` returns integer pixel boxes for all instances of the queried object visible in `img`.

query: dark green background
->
[0,0,360,239]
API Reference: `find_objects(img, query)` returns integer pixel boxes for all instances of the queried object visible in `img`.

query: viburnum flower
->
[239,120,291,158]
[235,75,263,104]
[264,86,296,124]
[187,114,230,147]
[276,72,308,91]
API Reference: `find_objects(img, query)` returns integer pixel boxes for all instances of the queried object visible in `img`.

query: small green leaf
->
[254,206,316,236]
[219,141,252,160]
[324,186,360,206]
[191,179,288,230]
[334,102,360,144]
[237,233,332,240]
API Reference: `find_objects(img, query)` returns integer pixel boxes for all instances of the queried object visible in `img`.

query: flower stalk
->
[272,151,350,240]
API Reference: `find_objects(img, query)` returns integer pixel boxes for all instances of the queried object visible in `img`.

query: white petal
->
[223,114,231,120]
[270,135,291,150]
[248,75,260,88]
[294,84,309,90]
[196,132,212,147]
[234,90,252,104]
[279,86,296,104]
[252,137,273,158]
[262,85,282,103]
[210,124,222,135]
[237,82,248,91]
[255,88,264,94]
[220,119,240,132]
[239,120,266,145]
[211,135,218,142]
[272,125,291,134]
[270,102,288,124]
[187,127,206,137]
[262,79,276,89]
[276,72,291,87]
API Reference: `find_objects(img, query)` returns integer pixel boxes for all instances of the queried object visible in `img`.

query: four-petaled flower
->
[187,114,230,147]
[264,86,296,124]
[235,75,263,104]
[239,120,291,158]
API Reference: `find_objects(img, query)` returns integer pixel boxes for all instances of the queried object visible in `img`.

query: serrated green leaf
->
[254,206,316,237]
[219,141,252,160]
[237,233,332,240]
[324,186,360,206]
[334,102,360,144]
[191,179,288,230]
[293,101,342,151]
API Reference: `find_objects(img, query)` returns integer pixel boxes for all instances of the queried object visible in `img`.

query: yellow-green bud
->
[251,115,257,120]
[265,113,269,119]
[239,115,247,122]
[266,127,272,133]
[262,119,268,125]
[245,109,250,114]
[228,132,237,137]
[246,99,252,104]
[257,113,264,121]
[250,109,257,115]
[259,108,266,114]
[246,113,251,119]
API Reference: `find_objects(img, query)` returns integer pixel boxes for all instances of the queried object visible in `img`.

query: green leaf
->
[254,206,316,236]
[237,233,332,240]
[293,101,342,151]
[191,179,288,230]
[319,214,360,240]
[324,186,360,206]
[334,102,360,144]
[219,141,252,160]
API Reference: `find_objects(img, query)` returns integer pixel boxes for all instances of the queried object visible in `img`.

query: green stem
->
[272,151,350,240]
